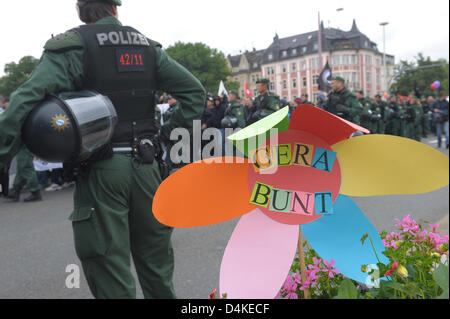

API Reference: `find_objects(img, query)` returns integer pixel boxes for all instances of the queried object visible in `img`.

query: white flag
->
[218,80,228,96]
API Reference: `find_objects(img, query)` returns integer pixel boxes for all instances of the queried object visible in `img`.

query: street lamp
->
[380,22,389,95]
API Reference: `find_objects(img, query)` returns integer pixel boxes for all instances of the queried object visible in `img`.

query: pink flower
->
[384,261,398,277]
[208,289,217,299]
[322,259,340,278]
[429,223,440,233]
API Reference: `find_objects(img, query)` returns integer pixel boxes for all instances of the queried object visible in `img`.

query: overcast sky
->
[0,0,448,76]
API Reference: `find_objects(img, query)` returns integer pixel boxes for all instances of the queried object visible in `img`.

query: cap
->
[331,76,345,83]
[207,96,214,102]
[294,98,302,104]
[230,90,240,98]
[84,0,122,6]
[256,78,270,85]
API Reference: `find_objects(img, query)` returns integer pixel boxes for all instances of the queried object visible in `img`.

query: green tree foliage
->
[0,56,39,97]
[390,53,449,97]
[165,42,232,95]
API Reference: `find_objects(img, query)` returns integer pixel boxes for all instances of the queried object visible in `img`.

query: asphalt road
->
[0,136,448,299]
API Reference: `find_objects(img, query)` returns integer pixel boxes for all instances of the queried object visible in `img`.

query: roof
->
[262,19,382,64]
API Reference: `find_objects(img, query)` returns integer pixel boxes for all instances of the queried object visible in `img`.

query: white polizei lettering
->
[118,31,129,45]
[131,32,140,45]
[109,31,120,44]
[127,31,132,45]
[96,33,108,45]
[139,34,149,46]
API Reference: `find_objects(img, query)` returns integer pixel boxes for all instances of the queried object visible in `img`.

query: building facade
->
[260,20,395,103]
[227,49,264,98]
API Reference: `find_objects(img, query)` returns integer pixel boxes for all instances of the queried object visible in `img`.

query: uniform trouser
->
[436,121,449,147]
[422,114,430,137]
[378,121,385,135]
[406,122,415,140]
[70,154,176,299]
[13,147,40,193]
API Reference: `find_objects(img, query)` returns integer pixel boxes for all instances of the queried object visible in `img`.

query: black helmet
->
[221,115,238,129]
[22,91,117,163]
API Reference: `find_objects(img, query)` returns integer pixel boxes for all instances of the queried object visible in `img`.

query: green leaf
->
[433,263,449,291]
[405,264,418,280]
[336,279,358,299]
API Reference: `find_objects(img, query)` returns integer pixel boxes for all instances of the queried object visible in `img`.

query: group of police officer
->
[325,76,448,142]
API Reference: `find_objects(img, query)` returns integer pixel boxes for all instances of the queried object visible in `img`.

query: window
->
[332,55,340,66]
[351,54,358,64]
[265,67,270,76]
[268,53,273,60]
[313,42,318,51]
[376,58,381,67]
[313,93,318,103]
[252,75,255,83]
[270,67,275,75]
[269,82,275,91]
[293,78,297,89]
[366,72,371,83]
[313,75,319,85]
[311,58,316,69]
[365,55,372,65]
[282,51,288,58]
[292,62,297,72]
[282,64,287,73]
[301,60,306,71]
[302,47,307,53]
[343,72,350,84]
[342,54,349,65]
[376,74,380,86]
[302,77,307,87]
[292,48,297,55]
[282,80,287,89]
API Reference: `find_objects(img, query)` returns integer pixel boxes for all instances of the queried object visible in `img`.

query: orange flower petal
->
[153,157,254,228]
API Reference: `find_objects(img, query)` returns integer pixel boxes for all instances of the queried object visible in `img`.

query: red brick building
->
[261,20,395,102]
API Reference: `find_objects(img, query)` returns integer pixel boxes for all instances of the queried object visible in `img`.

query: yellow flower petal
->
[332,135,449,197]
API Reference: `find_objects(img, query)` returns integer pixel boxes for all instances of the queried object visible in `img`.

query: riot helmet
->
[22,90,117,163]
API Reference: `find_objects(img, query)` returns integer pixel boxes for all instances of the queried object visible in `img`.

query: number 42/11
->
[120,53,143,66]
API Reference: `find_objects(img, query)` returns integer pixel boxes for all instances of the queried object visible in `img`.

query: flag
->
[318,61,332,93]
[218,80,228,96]
[244,81,254,98]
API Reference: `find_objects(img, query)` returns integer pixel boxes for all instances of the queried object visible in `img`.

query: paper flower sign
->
[153,105,449,299]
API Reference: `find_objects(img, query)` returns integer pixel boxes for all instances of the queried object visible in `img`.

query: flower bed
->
[278,215,449,299]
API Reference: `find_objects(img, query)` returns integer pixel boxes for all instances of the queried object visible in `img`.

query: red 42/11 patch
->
[116,48,146,72]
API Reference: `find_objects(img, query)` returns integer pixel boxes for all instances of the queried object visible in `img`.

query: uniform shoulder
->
[147,38,163,49]
[44,30,83,52]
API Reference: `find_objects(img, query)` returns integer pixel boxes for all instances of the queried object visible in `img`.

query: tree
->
[0,56,39,97]
[390,53,449,98]
[165,42,232,95]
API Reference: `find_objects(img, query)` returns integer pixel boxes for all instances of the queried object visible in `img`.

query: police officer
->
[5,146,42,202]
[247,78,281,125]
[373,94,388,134]
[404,97,417,140]
[222,91,245,129]
[356,91,373,132]
[386,96,400,136]
[301,93,313,106]
[325,76,362,125]
[0,0,206,299]
[420,96,430,138]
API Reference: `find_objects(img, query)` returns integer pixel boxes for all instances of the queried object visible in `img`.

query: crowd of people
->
[198,81,449,149]
[1,80,449,203]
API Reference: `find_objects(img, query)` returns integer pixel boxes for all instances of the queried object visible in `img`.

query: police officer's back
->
[0,0,206,299]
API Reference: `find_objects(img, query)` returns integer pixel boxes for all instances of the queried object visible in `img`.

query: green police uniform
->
[6,146,41,202]
[398,103,406,137]
[386,100,401,136]
[369,101,382,134]
[325,87,362,125]
[248,79,281,125]
[0,14,205,299]
[226,99,246,129]
[421,100,430,138]
[359,97,373,132]
[412,102,423,142]
[404,103,416,140]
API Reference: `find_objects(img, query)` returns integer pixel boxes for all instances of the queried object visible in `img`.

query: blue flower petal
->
[301,195,389,284]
